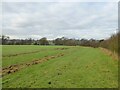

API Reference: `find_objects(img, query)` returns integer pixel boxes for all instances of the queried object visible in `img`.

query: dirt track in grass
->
[2,53,64,77]
[3,48,68,58]
[2,50,42,57]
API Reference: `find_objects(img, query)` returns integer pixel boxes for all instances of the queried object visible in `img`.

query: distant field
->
[2,45,118,88]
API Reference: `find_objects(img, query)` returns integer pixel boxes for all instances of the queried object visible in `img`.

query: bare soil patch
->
[2,53,64,77]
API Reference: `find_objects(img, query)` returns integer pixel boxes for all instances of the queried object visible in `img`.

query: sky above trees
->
[2,2,118,40]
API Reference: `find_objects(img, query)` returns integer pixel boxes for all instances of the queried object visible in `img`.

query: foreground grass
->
[2,45,118,88]
[2,45,69,67]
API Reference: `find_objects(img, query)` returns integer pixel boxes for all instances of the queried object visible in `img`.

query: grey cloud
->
[2,2,118,40]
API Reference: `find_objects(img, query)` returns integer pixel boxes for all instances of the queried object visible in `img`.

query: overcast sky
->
[2,2,118,40]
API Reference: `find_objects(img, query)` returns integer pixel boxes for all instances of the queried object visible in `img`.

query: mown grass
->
[2,45,70,67]
[2,45,118,88]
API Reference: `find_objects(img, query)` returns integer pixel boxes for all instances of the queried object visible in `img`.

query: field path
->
[2,46,118,88]
[2,50,41,57]
[2,53,64,76]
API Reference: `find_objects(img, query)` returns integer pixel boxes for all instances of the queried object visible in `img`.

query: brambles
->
[100,31,119,57]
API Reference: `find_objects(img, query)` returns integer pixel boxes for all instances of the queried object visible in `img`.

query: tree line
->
[0,31,119,56]
[0,35,102,47]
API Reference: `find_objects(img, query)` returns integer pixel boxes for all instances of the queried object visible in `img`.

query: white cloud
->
[2,0,119,2]
[2,2,118,40]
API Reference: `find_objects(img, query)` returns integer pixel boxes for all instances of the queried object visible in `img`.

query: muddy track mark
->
[3,48,68,58]
[3,50,43,58]
[2,53,64,77]
[55,48,69,50]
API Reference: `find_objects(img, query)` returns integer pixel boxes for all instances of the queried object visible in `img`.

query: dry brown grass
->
[100,47,118,61]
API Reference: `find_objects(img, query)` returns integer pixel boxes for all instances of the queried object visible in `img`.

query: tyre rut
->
[2,53,64,77]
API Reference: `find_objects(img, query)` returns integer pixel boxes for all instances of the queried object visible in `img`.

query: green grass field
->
[2,45,118,88]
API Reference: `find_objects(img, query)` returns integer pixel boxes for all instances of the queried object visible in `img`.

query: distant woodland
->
[1,31,120,56]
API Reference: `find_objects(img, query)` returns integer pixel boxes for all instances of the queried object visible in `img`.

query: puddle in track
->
[2,53,65,77]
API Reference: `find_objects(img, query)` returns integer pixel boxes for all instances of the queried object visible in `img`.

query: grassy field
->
[2,45,118,88]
